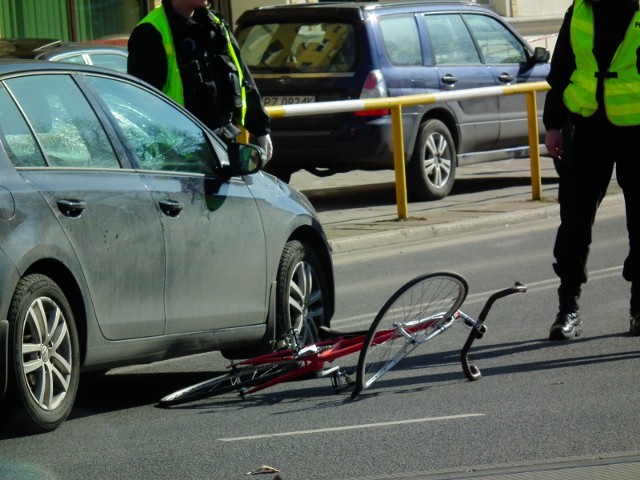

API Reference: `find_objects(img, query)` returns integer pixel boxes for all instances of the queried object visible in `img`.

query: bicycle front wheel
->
[354,272,468,397]
[158,363,298,407]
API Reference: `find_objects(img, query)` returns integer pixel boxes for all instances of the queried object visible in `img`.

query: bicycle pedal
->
[330,369,352,392]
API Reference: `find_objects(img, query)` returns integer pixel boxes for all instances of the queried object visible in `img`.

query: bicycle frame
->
[226,282,525,396]
[229,334,367,396]
[231,313,451,396]
[159,277,527,406]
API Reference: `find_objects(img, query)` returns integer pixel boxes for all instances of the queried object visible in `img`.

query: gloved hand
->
[257,134,273,165]
[545,129,563,160]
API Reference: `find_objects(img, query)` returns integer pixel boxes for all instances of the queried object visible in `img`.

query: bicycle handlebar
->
[460,282,527,381]
[477,282,527,323]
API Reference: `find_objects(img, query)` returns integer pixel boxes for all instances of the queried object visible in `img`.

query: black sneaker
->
[630,313,640,336]
[549,311,582,340]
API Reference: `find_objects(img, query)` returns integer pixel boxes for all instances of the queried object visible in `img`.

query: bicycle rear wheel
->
[353,272,468,397]
[158,362,298,407]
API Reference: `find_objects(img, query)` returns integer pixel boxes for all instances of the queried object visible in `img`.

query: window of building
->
[0,0,146,42]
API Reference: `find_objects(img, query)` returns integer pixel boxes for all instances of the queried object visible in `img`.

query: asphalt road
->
[0,197,636,480]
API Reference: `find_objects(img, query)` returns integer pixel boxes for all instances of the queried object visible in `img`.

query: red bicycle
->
[158,272,525,407]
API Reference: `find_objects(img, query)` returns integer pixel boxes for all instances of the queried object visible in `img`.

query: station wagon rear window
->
[236,22,357,73]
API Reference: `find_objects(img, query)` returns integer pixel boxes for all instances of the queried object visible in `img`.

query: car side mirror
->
[226,142,264,176]
[532,46,550,64]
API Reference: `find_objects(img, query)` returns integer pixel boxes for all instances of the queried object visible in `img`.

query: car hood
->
[254,170,318,216]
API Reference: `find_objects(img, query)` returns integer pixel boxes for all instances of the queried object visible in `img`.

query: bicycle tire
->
[353,272,468,397]
[158,362,299,407]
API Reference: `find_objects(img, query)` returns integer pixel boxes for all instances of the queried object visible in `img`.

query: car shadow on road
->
[66,331,633,420]
[70,369,360,419]
[69,371,227,419]
[299,176,559,213]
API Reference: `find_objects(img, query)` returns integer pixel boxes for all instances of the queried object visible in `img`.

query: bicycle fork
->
[460,282,527,381]
[363,316,458,389]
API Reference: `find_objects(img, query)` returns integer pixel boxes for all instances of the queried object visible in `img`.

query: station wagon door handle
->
[158,199,184,217]
[498,73,514,83]
[442,74,459,85]
[56,199,86,218]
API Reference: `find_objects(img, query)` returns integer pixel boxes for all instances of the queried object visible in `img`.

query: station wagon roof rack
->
[253,0,487,11]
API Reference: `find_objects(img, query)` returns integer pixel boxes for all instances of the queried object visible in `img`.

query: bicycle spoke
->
[354,272,468,397]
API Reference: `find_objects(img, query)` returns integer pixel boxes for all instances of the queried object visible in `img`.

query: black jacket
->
[128,0,270,138]
[543,0,639,130]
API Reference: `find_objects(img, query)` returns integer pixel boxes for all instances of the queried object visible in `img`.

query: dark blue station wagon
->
[235,0,550,200]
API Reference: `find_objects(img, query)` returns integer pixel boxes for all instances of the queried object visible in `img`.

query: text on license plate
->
[263,96,316,106]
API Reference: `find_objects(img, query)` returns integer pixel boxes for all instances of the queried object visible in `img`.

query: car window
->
[87,76,218,174]
[58,54,86,65]
[3,75,119,168]
[88,54,128,73]
[379,15,422,67]
[424,14,480,65]
[0,84,46,167]
[463,14,527,64]
[236,22,357,73]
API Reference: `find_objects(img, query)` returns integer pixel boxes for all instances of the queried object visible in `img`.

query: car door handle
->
[158,199,183,217]
[56,199,86,218]
[498,73,514,83]
[442,74,459,85]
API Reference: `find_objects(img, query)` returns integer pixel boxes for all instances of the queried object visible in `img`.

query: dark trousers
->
[553,116,640,288]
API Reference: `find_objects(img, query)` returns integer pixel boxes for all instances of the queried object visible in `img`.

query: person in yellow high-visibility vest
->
[127,0,272,161]
[544,0,640,340]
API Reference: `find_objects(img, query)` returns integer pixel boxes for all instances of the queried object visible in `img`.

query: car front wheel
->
[408,119,457,201]
[4,274,80,434]
[276,240,329,346]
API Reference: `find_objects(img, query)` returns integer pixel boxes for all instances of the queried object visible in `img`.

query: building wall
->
[0,0,571,45]
[490,0,571,17]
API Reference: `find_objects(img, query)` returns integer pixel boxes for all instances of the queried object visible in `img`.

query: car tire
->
[408,119,457,201]
[275,240,329,346]
[4,274,80,434]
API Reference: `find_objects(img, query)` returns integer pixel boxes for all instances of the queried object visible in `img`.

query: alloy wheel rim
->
[288,260,324,343]
[21,296,73,411]
[424,132,452,188]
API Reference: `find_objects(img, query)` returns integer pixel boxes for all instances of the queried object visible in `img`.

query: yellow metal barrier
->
[262,81,551,220]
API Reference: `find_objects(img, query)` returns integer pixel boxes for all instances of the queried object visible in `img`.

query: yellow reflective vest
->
[563,0,640,126]
[137,6,247,125]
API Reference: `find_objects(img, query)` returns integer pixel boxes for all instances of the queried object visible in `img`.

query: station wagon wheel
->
[408,119,457,201]
[276,240,329,346]
[5,274,80,434]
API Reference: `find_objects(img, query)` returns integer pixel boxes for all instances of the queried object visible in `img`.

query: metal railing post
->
[391,105,409,220]
[264,81,551,217]
[237,127,250,144]
[525,91,542,200]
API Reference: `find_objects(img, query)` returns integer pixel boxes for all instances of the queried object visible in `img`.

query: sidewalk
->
[289,157,623,253]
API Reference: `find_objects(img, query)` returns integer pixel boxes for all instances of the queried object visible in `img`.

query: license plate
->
[263,96,316,106]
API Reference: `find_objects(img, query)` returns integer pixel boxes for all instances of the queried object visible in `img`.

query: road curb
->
[328,193,625,253]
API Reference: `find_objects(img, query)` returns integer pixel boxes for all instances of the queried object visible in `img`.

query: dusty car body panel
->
[0,60,334,417]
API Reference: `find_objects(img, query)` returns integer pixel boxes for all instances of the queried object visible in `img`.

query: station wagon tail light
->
[356,69,390,117]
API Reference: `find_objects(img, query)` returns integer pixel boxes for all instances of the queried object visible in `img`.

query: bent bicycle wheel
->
[158,363,298,407]
[353,272,468,397]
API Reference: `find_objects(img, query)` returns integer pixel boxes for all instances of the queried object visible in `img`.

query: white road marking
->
[217,413,484,442]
